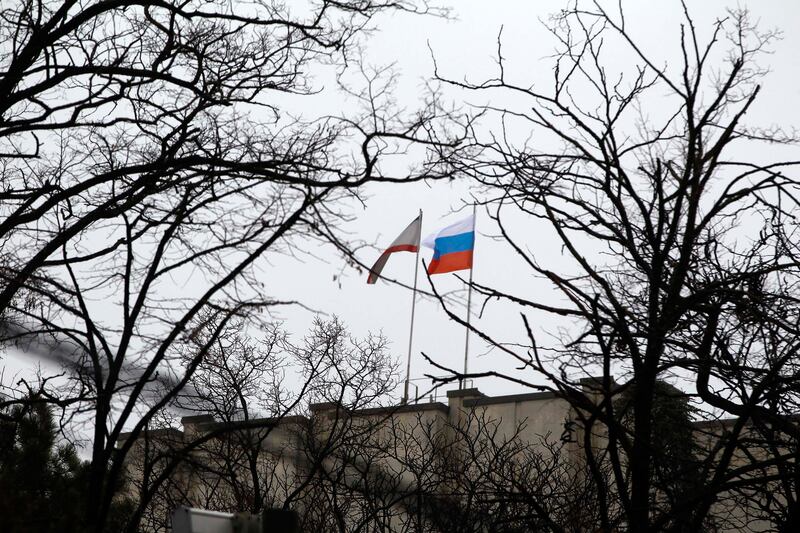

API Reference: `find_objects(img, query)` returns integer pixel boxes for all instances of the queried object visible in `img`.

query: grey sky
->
[252,1,800,399]
[4,0,800,402]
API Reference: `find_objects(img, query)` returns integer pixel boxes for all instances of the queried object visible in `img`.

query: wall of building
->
[120,385,785,532]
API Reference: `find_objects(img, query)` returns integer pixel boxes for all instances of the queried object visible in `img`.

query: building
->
[119,381,787,532]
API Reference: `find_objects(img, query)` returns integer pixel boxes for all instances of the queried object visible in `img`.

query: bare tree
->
[127,315,608,533]
[282,396,591,533]
[126,316,401,532]
[430,2,800,531]
[136,317,291,520]
[0,0,465,530]
[363,409,590,533]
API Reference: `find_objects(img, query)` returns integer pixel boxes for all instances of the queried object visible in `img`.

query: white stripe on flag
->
[422,214,475,249]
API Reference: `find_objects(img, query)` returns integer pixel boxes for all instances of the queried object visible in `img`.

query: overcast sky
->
[5,1,800,403]
[256,0,800,400]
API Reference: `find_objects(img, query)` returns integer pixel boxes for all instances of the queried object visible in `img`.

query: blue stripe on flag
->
[432,232,475,259]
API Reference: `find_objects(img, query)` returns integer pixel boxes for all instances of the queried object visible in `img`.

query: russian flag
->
[423,214,475,275]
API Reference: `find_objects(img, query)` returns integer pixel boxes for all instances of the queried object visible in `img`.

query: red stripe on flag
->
[367,245,420,284]
[385,244,419,254]
[427,250,473,275]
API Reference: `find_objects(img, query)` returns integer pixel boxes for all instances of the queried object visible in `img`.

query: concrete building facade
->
[119,382,785,532]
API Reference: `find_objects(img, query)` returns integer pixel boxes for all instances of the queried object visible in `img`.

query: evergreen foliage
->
[0,399,132,532]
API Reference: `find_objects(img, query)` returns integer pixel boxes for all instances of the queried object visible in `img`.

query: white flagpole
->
[402,209,422,404]
[462,204,477,390]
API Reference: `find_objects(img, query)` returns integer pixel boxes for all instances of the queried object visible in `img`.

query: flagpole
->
[403,209,423,404]
[462,204,477,390]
